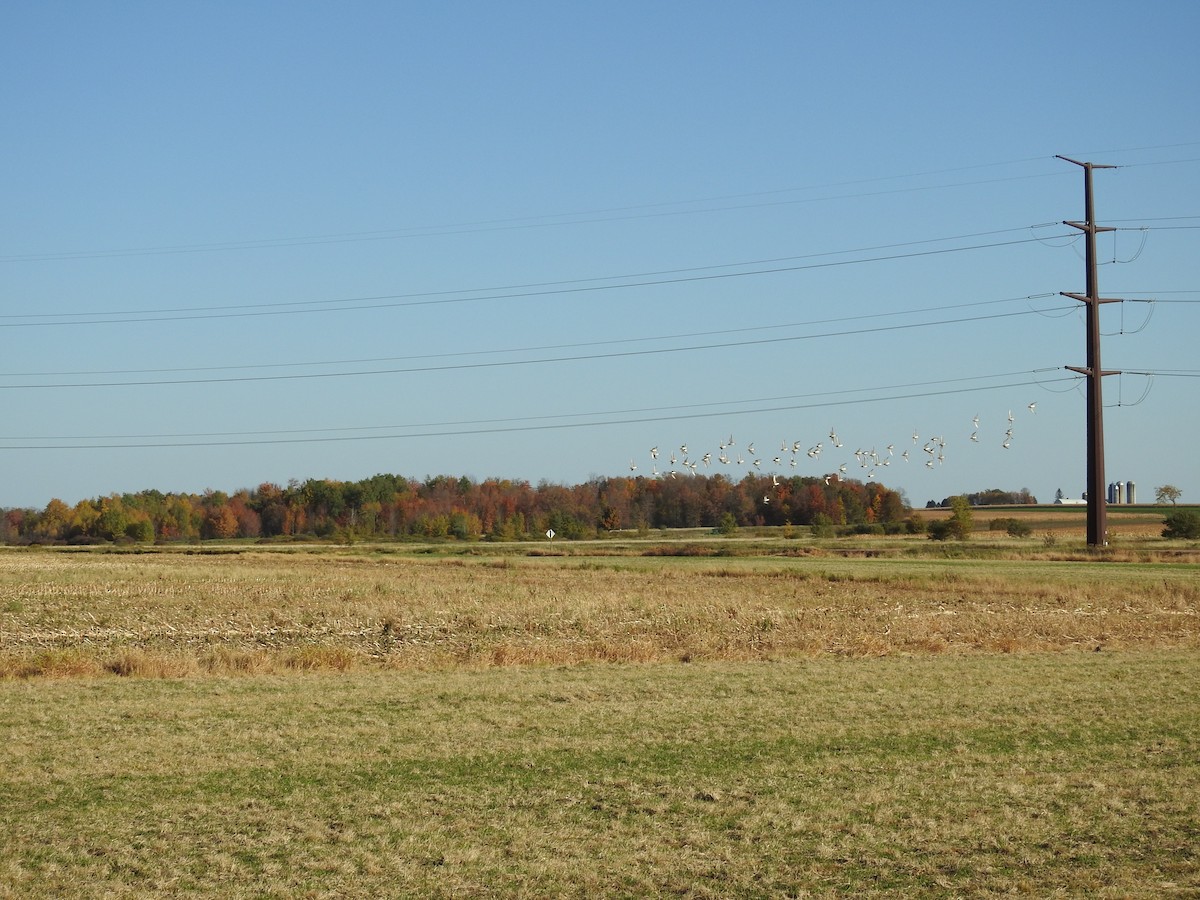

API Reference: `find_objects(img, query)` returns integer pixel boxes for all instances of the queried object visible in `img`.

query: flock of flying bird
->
[628,403,1038,492]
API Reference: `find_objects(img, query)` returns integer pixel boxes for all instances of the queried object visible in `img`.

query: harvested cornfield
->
[3,544,1196,677]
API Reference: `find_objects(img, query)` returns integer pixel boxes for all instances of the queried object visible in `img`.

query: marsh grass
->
[2,548,1197,677]
[2,652,1197,897]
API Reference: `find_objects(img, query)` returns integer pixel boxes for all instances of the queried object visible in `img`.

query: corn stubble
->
[2,549,1197,677]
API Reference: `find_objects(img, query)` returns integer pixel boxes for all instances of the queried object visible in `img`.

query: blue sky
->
[3,1,1197,512]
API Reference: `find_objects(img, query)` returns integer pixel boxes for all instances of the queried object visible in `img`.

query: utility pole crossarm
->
[1064,220,1116,234]
[1055,155,1118,170]
[1061,292,1123,306]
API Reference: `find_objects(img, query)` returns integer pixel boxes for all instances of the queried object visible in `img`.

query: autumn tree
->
[35,498,72,541]
[203,503,239,539]
[1155,485,1183,506]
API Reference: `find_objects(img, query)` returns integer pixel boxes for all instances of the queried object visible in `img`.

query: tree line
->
[927,487,1037,508]
[1,471,908,545]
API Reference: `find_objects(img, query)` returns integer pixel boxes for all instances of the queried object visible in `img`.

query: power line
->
[0,231,1076,328]
[0,167,1076,264]
[0,292,1061,378]
[0,372,1082,450]
[0,367,1061,440]
[0,306,1076,390]
[6,143,1196,264]
[1117,369,1200,377]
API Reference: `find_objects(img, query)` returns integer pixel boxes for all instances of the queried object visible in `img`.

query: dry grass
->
[2,543,1197,896]
[2,544,1197,678]
[1,652,1197,897]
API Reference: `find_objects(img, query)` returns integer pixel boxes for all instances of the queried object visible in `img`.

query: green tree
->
[95,498,130,542]
[448,510,482,541]
[947,495,973,540]
[125,519,155,543]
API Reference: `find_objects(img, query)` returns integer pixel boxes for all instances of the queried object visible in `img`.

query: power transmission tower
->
[1058,155,1122,549]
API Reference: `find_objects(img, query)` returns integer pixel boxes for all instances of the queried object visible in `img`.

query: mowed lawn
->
[2,544,1199,896]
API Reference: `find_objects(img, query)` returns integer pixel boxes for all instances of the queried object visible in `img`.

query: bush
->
[927,520,953,541]
[1162,510,1200,539]
[989,517,1032,538]
[1006,519,1033,538]
[810,513,835,538]
[848,523,884,536]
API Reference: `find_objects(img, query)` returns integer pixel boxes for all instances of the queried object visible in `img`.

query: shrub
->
[990,517,1032,538]
[810,513,835,538]
[1162,509,1200,539]
[927,520,953,541]
[1006,519,1033,538]
[850,523,884,536]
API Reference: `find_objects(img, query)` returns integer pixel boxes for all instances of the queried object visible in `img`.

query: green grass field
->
[2,537,1198,896]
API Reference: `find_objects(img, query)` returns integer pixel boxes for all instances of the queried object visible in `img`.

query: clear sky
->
[3,1,1197,512]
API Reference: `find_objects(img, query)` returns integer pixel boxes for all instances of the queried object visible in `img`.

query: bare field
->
[2,541,1197,677]
[921,504,1180,540]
